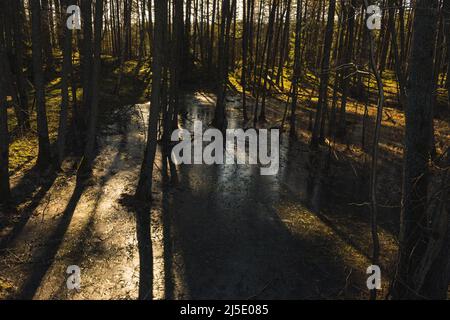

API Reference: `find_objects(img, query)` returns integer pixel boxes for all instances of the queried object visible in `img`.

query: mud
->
[0,91,397,299]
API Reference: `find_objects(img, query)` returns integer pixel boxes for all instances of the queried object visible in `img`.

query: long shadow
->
[0,169,58,250]
[159,97,357,299]
[118,194,153,300]
[136,204,153,300]
[168,156,362,298]
[160,155,175,299]
[12,101,136,299]
[164,91,406,298]
[15,181,85,299]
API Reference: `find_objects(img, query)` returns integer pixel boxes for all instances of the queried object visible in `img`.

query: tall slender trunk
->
[135,0,167,201]
[31,0,52,169]
[40,0,54,70]
[444,0,450,106]
[57,0,73,166]
[289,0,303,137]
[81,0,93,129]
[337,0,355,138]
[0,19,11,204]
[310,0,336,148]
[212,0,232,131]
[78,0,104,177]
[11,0,30,131]
[392,0,439,299]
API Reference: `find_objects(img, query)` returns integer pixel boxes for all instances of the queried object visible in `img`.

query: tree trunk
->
[11,0,30,131]
[444,0,450,107]
[78,0,104,177]
[40,0,54,70]
[289,0,303,137]
[135,0,167,201]
[57,0,73,166]
[310,0,336,148]
[392,0,439,299]
[337,0,355,138]
[0,19,11,204]
[80,0,93,131]
[212,0,232,131]
[31,0,52,169]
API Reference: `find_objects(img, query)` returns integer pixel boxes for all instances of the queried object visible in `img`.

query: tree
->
[135,0,167,200]
[310,0,336,148]
[0,14,11,204]
[241,0,249,122]
[289,0,303,137]
[31,0,52,169]
[391,0,440,299]
[56,0,74,166]
[337,0,356,138]
[80,0,93,131]
[212,0,232,131]
[444,0,450,106]
[11,0,30,131]
[78,0,104,177]
[40,0,55,70]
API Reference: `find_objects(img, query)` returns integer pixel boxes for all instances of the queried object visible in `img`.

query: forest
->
[0,0,449,300]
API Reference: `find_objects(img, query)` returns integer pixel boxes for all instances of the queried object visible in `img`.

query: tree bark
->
[392,0,439,299]
[0,19,11,204]
[135,0,167,200]
[78,0,104,177]
[57,0,73,166]
[310,0,336,148]
[289,0,303,137]
[31,0,52,169]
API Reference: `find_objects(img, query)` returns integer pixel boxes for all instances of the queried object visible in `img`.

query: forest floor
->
[1,89,404,300]
[0,61,449,299]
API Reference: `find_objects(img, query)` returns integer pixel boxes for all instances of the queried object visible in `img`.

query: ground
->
[1,89,404,300]
[0,60,448,299]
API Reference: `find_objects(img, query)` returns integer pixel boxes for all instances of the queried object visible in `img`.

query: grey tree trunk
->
[310,0,336,148]
[392,0,439,299]
[78,0,104,177]
[212,0,231,131]
[0,22,11,204]
[57,0,73,166]
[289,0,303,137]
[40,0,54,70]
[444,0,450,107]
[337,0,355,138]
[11,0,30,131]
[31,0,52,169]
[135,0,167,200]
[80,0,93,129]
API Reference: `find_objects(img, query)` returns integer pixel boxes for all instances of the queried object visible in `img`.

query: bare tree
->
[289,0,303,137]
[310,0,336,148]
[78,0,104,177]
[135,0,167,200]
[56,0,73,166]
[0,15,11,204]
[31,0,52,169]
[391,0,440,299]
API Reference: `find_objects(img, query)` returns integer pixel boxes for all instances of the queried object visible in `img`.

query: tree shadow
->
[159,154,179,300]
[158,92,400,298]
[119,194,153,300]
[10,100,135,299]
[15,181,85,299]
[0,168,58,250]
